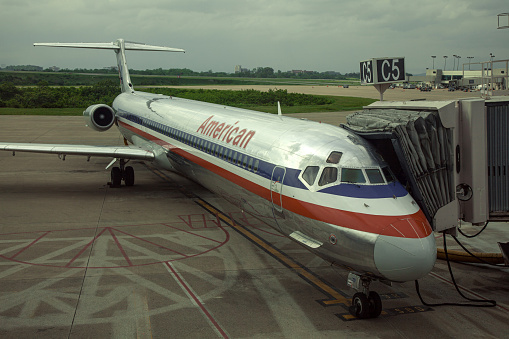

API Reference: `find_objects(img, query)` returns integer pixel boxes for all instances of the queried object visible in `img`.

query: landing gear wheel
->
[124,166,134,186]
[368,291,382,318]
[111,167,122,187]
[351,292,370,319]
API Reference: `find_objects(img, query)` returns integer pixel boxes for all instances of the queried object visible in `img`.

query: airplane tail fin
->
[34,39,185,93]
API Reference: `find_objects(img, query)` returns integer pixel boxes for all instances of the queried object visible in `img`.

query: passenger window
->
[302,166,319,186]
[318,167,338,186]
[366,169,385,184]
[382,167,395,182]
[341,168,366,184]
[327,151,343,164]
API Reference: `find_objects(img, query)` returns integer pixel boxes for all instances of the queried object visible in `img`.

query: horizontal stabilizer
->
[34,41,185,53]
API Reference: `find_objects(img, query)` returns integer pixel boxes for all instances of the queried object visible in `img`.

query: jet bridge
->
[343,97,509,233]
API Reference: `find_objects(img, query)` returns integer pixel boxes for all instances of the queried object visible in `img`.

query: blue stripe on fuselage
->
[318,181,408,199]
[117,109,406,200]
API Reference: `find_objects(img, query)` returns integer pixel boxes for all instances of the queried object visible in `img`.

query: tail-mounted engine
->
[83,104,116,132]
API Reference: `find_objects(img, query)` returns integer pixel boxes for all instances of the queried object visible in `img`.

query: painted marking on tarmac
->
[147,165,352,308]
[0,223,228,268]
[165,261,230,339]
[337,305,434,321]
[198,199,352,309]
[148,164,441,321]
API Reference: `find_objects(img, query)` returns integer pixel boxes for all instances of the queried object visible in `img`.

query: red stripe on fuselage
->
[117,119,432,239]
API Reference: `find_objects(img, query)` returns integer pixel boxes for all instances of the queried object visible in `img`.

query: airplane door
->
[270,166,286,218]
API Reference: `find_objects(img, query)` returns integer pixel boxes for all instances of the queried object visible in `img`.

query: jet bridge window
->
[302,166,319,185]
[341,168,366,184]
[318,167,338,186]
[365,168,385,184]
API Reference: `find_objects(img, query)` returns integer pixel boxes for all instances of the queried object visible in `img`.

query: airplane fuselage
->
[113,90,436,283]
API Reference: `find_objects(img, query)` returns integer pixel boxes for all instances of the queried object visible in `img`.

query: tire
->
[368,291,382,318]
[351,292,370,319]
[124,166,134,186]
[111,167,122,188]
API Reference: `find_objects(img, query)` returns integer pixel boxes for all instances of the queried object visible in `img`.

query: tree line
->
[2,65,360,80]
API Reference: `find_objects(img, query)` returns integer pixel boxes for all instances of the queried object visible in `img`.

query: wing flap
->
[0,143,155,161]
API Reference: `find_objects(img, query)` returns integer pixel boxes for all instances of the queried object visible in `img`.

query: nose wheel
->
[348,272,383,319]
[109,159,135,187]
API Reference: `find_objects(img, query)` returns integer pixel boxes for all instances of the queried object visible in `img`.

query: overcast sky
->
[1,0,507,75]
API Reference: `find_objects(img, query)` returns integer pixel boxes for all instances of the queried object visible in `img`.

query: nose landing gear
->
[348,272,383,319]
[109,159,135,187]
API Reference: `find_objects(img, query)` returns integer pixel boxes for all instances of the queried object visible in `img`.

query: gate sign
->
[360,57,405,85]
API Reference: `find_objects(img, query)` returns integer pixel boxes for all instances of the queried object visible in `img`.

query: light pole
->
[457,56,461,71]
[453,55,457,71]
[443,56,448,70]
[467,56,474,70]
[431,55,436,69]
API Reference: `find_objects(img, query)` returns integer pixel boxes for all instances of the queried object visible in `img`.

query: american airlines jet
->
[0,39,436,319]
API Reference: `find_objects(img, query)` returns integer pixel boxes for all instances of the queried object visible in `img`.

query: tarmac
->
[0,86,508,338]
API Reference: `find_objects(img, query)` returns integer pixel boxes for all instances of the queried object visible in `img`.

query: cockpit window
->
[318,167,338,186]
[382,166,395,183]
[326,151,343,164]
[365,169,385,184]
[302,166,319,186]
[341,168,366,184]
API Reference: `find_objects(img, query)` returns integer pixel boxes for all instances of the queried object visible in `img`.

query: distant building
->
[234,65,249,73]
[408,60,508,93]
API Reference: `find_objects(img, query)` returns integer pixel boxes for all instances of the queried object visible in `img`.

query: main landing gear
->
[347,272,383,319]
[109,159,134,188]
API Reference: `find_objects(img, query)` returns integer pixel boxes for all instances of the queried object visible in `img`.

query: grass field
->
[0,94,374,116]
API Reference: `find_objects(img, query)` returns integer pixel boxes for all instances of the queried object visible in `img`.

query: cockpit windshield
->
[365,168,384,184]
[302,166,319,185]
[326,151,342,164]
[340,168,366,184]
[301,151,396,187]
[382,166,395,183]
[318,167,338,186]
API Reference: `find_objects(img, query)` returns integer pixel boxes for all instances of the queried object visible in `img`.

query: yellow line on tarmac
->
[148,164,350,307]
[197,200,351,307]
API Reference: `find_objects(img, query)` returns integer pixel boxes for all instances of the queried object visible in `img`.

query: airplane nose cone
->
[374,232,436,282]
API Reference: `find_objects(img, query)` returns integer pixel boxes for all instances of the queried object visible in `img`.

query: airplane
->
[0,39,436,319]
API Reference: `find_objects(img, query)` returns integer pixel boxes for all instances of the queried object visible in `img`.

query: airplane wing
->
[0,142,155,161]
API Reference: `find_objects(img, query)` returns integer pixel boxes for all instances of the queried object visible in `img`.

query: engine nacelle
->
[83,104,116,132]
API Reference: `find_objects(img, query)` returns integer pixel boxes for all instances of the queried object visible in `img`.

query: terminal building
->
[408,59,509,96]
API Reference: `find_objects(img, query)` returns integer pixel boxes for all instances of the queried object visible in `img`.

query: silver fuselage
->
[114,91,436,282]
